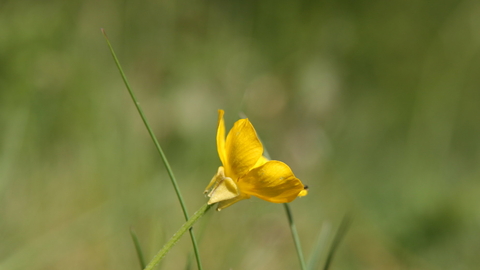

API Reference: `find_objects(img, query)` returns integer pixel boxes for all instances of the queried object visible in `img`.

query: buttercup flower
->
[204,110,308,211]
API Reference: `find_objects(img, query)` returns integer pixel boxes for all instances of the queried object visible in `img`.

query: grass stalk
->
[101,29,204,270]
[130,227,147,269]
[323,215,350,270]
[144,203,213,270]
[307,222,332,270]
[284,203,307,270]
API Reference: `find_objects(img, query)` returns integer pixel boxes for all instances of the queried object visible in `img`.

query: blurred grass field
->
[1,0,480,269]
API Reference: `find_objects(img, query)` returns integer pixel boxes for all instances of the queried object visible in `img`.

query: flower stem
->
[284,203,307,270]
[101,29,204,270]
[144,203,213,270]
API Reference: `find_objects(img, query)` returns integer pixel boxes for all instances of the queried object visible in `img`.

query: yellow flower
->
[204,110,308,211]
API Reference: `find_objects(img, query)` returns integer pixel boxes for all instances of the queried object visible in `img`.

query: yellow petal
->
[207,177,239,205]
[216,110,227,167]
[225,118,263,180]
[216,192,251,211]
[298,189,308,197]
[238,161,305,203]
[252,155,269,169]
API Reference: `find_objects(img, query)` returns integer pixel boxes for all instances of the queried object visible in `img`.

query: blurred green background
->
[1,0,480,269]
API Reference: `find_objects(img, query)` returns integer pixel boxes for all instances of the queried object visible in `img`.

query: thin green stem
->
[101,29,204,270]
[144,203,213,270]
[284,203,307,270]
[130,227,147,269]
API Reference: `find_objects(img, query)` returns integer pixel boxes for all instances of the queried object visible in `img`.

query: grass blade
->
[101,29,204,270]
[130,227,147,269]
[323,215,351,270]
[184,255,193,270]
[307,222,332,270]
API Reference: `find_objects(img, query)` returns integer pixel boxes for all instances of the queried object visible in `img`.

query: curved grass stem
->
[102,29,204,270]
